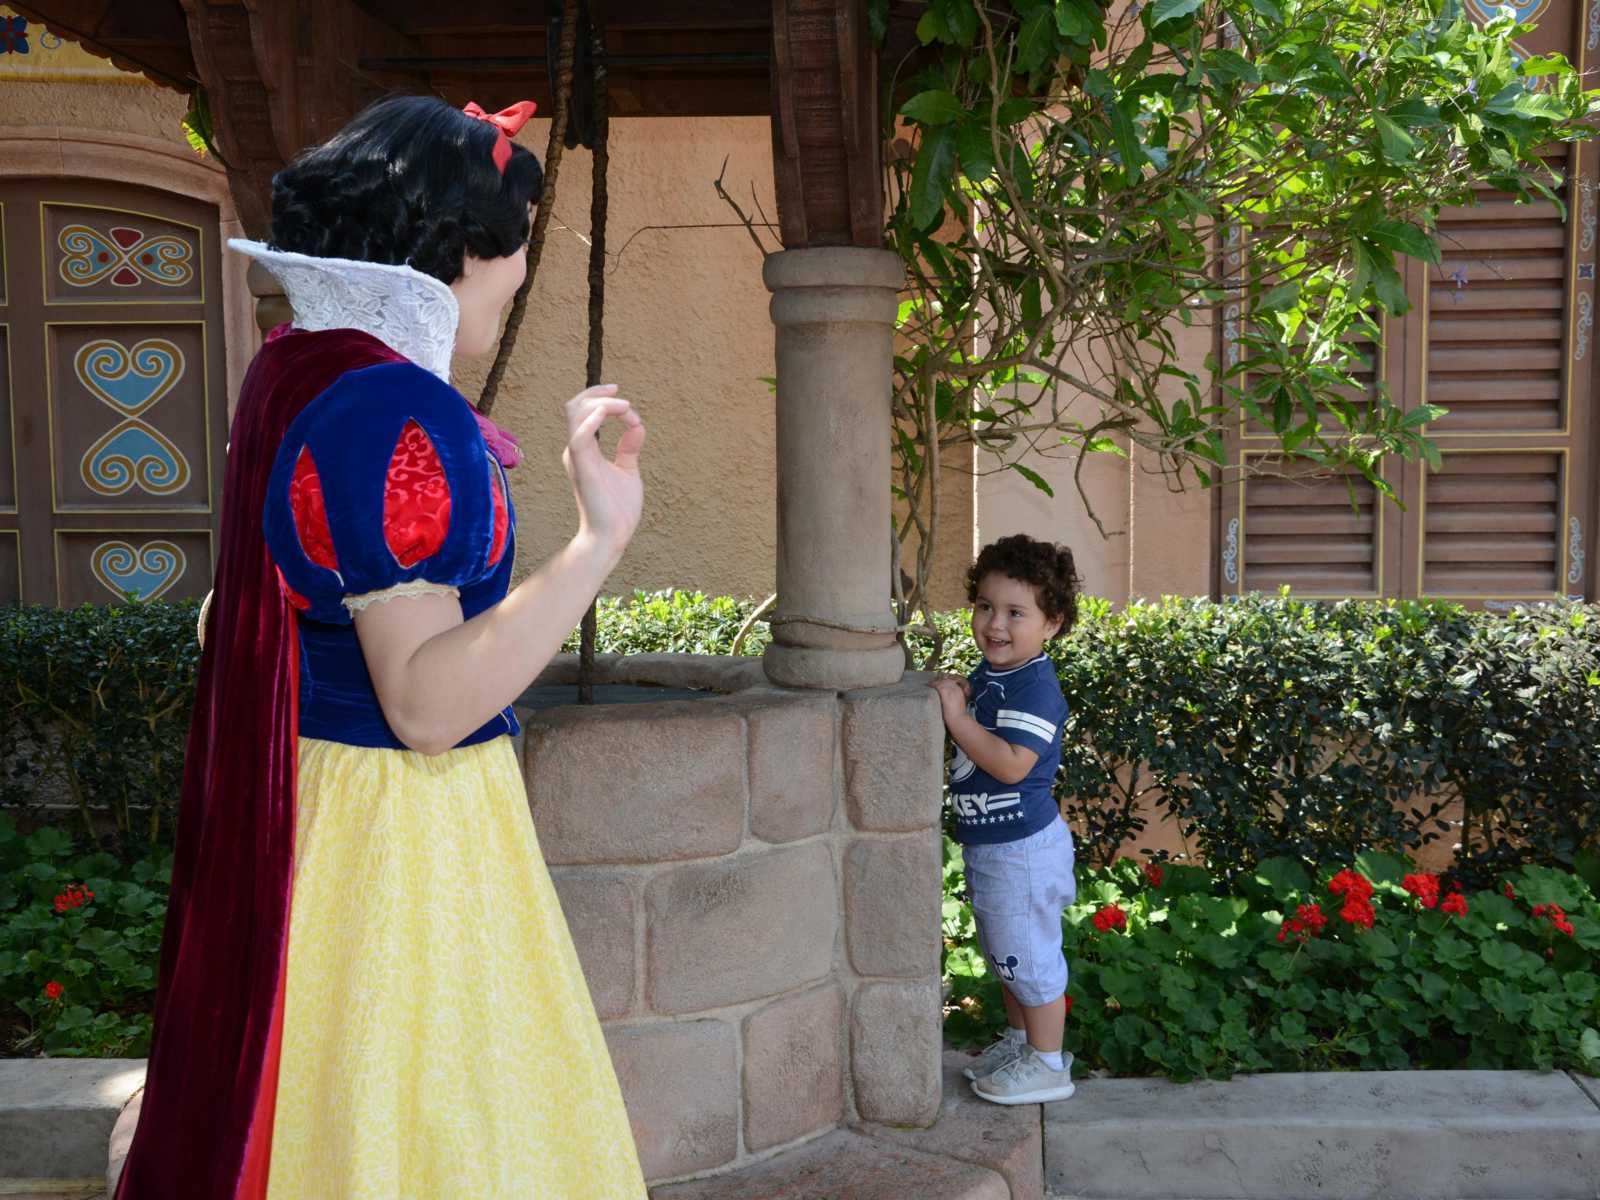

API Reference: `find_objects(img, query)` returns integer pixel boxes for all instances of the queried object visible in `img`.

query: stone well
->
[519,652,947,1185]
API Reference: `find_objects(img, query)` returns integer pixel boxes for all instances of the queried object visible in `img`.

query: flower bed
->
[0,816,165,1056]
[944,843,1600,1079]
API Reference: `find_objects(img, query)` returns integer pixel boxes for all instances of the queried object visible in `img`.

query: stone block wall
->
[521,655,946,1185]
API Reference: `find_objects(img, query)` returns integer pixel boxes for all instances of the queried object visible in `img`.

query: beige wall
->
[453,117,782,600]
[1,78,190,144]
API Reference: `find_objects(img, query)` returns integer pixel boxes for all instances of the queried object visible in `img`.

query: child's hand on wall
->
[930,675,970,725]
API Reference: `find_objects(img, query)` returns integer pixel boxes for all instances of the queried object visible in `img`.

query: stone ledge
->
[650,1126,1008,1200]
[0,1060,143,1183]
[864,1051,1043,1200]
[1044,1069,1600,1200]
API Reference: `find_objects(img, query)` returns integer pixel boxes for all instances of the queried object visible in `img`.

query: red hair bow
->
[463,100,538,174]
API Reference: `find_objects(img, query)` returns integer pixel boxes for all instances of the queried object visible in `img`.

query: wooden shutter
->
[1220,1,1596,605]
[1398,133,1593,603]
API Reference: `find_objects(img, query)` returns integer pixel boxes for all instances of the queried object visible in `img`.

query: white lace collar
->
[228,240,460,382]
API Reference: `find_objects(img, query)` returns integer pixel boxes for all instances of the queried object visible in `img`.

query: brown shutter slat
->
[1241,465,1378,595]
[1422,451,1563,596]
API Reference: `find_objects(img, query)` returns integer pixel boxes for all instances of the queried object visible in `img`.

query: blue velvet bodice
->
[261,354,520,749]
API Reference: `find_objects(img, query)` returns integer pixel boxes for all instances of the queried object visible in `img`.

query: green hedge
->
[1,602,200,855]
[944,846,1600,1079]
[4,591,1597,882]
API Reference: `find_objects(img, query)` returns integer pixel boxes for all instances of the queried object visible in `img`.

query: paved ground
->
[7,1055,1600,1199]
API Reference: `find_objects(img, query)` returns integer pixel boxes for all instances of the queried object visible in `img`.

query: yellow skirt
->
[265,737,646,1200]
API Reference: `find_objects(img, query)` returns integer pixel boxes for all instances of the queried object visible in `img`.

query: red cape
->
[116,328,403,1200]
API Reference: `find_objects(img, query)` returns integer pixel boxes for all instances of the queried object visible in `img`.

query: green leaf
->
[1150,0,1205,25]
[1259,281,1300,313]
[901,90,965,127]
[867,0,890,43]
[1367,220,1440,265]
[936,0,980,45]
[1015,7,1055,73]
[1354,851,1406,887]
[1581,1028,1600,1063]
[1374,115,1417,162]
[1402,404,1446,429]
[956,121,997,182]
[1202,49,1260,87]
[909,124,958,230]
[1021,275,1042,325]
[1254,857,1313,896]
[1011,462,1056,497]
[1055,0,1094,41]
[996,98,1037,126]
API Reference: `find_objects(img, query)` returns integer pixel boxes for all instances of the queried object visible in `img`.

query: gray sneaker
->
[961,1035,1026,1081]
[971,1047,1076,1105]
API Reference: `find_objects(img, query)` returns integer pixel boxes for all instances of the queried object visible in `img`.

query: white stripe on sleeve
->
[995,709,1056,741]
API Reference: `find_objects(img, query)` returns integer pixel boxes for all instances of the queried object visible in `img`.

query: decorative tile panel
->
[47,323,209,512]
[55,529,210,605]
[43,202,201,304]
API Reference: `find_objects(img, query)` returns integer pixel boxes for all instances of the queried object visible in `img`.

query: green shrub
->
[944,841,1600,1079]
[0,814,165,1057]
[1,603,200,854]
[568,590,771,657]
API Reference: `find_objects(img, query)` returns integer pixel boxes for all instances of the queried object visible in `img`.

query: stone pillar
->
[763,247,905,691]
[247,260,292,335]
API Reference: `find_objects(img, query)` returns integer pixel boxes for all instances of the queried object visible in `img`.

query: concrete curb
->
[1044,1069,1600,1200]
[0,1061,143,1185]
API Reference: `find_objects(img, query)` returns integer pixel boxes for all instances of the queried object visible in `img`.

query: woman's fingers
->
[611,413,646,473]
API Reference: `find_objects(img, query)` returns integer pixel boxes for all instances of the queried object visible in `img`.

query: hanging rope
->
[476,0,581,418]
[577,22,610,705]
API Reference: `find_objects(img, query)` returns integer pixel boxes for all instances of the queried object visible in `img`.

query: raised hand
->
[562,384,645,557]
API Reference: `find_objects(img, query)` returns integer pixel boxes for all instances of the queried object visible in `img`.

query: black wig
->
[269,95,544,285]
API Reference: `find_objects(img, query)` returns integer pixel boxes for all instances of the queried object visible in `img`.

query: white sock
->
[1035,1048,1065,1071]
[1003,1025,1027,1046]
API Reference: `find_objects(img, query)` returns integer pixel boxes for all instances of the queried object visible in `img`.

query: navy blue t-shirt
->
[949,654,1068,845]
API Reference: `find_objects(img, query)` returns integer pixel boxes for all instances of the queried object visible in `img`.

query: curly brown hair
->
[964,534,1081,638]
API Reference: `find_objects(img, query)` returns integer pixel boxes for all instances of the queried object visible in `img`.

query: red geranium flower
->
[1440,892,1468,918]
[1092,903,1128,933]
[1503,882,1516,901]
[52,884,94,914]
[1064,994,1074,1015]
[1328,869,1373,902]
[1532,903,1575,937]
[1401,873,1440,909]
[1339,895,1376,930]
[43,981,63,1001]
[1142,862,1164,889]
[1296,902,1328,933]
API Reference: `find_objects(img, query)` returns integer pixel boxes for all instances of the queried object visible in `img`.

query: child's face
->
[970,572,1061,670]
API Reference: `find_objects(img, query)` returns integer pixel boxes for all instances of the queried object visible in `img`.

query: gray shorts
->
[961,817,1076,1007]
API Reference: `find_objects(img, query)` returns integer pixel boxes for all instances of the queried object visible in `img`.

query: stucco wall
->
[452,117,784,600]
[0,78,190,145]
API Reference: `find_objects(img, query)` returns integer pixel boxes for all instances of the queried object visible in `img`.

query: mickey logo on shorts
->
[990,952,1019,982]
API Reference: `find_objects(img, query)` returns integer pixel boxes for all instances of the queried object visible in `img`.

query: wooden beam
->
[768,0,882,248]
[8,0,195,87]
[175,0,420,238]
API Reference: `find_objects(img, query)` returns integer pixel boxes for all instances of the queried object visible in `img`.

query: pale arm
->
[355,386,643,755]
[931,676,1039,786]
